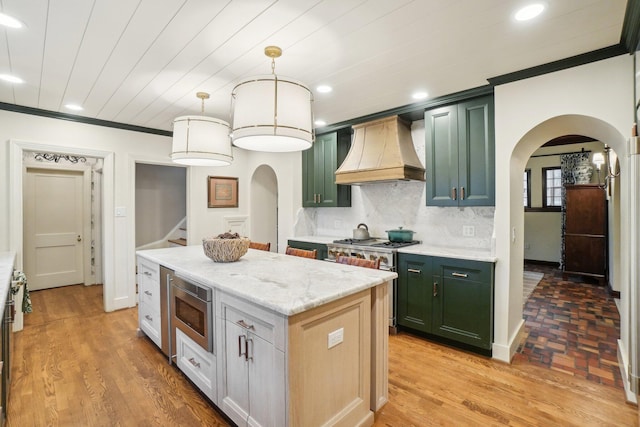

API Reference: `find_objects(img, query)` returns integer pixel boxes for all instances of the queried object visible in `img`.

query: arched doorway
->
[505,114,629,389]
[250,165,278,251]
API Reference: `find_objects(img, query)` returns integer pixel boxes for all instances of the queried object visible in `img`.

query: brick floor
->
[514,263,623,389]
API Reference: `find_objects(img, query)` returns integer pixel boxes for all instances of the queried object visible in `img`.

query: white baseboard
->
[617,339,638,404]
[492,319,526,363]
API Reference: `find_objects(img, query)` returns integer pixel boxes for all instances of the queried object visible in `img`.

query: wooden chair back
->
[336,255,381,270]
[285,246,317,259]
[249,241,271,251]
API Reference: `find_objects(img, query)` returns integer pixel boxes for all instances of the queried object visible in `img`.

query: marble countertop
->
[287,235,338,245]
[397,244,496,262]
[137,245,397,316]
[289,236,496,262]
[0,252,16,311]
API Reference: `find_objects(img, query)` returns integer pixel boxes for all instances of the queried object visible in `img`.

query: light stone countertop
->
[287,235,338,245]
[289,236,497,263]
[0,252,16,311]
[396,244,497,263]
[137,245,397,316]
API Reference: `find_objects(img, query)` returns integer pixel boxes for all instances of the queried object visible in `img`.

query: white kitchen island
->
[136,245,396,427]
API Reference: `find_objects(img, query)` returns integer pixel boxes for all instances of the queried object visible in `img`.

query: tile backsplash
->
[294,120,496,251]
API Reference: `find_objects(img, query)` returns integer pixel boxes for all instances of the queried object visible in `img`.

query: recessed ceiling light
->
[412,91,428,100]
[314,119,327,127]
[65,104,84,111]
[0,13,24,29]
[0,74,23,84]
[515,3,545,21]
[316,85,332,93]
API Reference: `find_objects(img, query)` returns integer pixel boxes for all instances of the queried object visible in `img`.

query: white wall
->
[1,109,302,312]
[493,54,633,368]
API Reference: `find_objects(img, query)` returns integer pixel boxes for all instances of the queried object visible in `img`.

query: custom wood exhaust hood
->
[335,115,425,185]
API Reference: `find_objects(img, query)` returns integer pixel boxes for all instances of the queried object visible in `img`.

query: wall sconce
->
[593,144,619,189]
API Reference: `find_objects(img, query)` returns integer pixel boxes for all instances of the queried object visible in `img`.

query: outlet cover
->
[328,327,344,349]
[462,225,475,237]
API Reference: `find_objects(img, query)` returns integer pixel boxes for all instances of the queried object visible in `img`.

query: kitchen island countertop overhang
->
[137,244,397,317]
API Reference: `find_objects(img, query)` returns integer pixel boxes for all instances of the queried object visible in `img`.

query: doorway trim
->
[9,140,115,311]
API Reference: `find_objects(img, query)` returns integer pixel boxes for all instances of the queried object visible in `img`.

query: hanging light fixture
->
[171,92,233,166]
[231,46,313,152]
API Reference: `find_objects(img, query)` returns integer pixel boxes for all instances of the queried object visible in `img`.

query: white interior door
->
[24,168,85,290]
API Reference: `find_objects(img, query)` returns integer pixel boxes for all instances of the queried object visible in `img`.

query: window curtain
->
[559,152,589,269]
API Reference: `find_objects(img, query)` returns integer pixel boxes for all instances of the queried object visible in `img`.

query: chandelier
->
[171,92,233,166]
[231,46,313,152]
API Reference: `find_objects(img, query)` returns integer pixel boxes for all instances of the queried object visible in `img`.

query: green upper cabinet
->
[302,129,351,207]
[425,95,495,206]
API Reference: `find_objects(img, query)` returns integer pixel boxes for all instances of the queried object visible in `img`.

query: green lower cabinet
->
[397,253,494,352]
[397,254,432,333]
[286,240,327,261]
[431,257,494,350]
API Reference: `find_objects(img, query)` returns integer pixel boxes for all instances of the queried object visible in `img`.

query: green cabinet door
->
[425,95,494,207]
[425,104,459,206]
[302,130,351,207]
[457,96,495,206]
[397,253,432,333]
[286,240,327,260]
[431,257,494,350]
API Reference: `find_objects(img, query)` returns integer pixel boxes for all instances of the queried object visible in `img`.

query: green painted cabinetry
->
[425,95,495,206]
[286,240,327,260]
[397,253,432,333]
[397,253,494,352]
[302,129,351,207]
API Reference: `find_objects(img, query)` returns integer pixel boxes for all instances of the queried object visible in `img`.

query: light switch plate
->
[462,225,475,237]
[328,327,344,349]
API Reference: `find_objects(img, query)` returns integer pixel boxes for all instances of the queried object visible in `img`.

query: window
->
[543,167,562,209]
[524,169,531,208]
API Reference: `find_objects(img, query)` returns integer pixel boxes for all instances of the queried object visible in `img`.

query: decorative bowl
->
[202,237,250,262]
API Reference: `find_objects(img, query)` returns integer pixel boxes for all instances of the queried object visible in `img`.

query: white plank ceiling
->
[0,0,628,132]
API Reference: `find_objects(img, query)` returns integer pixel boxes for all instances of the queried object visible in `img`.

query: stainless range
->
[326,238,420,333]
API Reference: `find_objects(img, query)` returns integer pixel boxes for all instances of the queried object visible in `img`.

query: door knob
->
[77,235,82,242]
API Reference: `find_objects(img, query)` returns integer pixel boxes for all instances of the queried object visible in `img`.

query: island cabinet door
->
[220,318,250,427]
[396,254,432,333]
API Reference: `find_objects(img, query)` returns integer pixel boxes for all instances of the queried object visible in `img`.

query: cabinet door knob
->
[451,187,457,201]
[433,282,438,297]
[407,268,421,274]
[144,290,152,296]
[188,357,201,369]
[145,314,153,321]
[460,187,465,200]
[238,334,247,359]
[236,319,255,330]
[451,272,468,278]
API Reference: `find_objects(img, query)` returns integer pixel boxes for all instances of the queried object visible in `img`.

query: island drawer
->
[176,329,216,402]
[218,292,286,352]
[139,303,161,348]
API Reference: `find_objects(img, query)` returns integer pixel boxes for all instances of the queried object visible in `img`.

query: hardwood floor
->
[8,284,637,426]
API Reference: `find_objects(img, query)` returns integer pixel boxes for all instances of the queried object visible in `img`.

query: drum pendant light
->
[231,46,314,152]
[171,92,233,166]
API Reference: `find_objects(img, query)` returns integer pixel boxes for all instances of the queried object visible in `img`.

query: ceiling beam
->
[621,0,640,53]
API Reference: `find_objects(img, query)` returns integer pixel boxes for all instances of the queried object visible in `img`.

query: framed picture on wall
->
[208,176,238,208]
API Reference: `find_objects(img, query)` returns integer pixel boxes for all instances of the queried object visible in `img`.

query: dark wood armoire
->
[563,184,607,285]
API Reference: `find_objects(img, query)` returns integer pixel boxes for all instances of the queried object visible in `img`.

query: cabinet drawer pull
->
[451,272,468,278]
[433,282,438,297]
[143,271,152,276]
[188,357,201,369]
[144,314,153,321]
[407,268,421,274]
[451,187,457,201]
[236,319,255,330]
[144,290,152,296]
[460,186,465,200]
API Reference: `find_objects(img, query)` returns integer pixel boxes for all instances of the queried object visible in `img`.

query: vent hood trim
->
[335,115,425,185]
